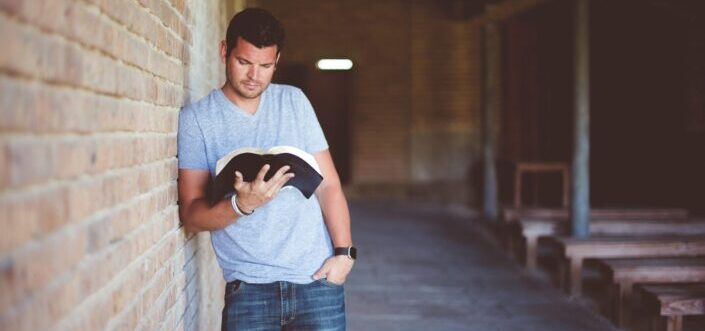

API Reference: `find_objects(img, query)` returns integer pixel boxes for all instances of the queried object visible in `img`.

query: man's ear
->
[220,40,227,64]
[274,52,281,70]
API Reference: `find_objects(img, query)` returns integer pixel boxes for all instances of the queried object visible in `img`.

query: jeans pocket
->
[320,278,344,288]
[224,280,244,302]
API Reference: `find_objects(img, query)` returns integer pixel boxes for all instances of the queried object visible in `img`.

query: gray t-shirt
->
[177,84,332,284]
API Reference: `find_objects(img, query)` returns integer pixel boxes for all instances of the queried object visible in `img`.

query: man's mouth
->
[243,81,259,89]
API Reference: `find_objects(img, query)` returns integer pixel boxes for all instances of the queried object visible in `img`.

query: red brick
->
[0,0,228,329]
[0,159,176,258]
[0,135,175,191]
[0,229,87,318]
[13,207,180,331]
[1,13,186,105]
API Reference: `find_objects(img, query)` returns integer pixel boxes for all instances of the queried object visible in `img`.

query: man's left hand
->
[312,255,354,285]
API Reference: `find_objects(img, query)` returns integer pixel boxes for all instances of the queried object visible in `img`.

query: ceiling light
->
[316,59,353,70]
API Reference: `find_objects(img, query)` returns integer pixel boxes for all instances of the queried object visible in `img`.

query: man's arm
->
[314,150,352,247]
[312,149,354,283]
[178,169,240,233]
[178,165,295,233]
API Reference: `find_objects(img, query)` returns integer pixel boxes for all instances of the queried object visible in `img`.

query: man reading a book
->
[177,8,355,331]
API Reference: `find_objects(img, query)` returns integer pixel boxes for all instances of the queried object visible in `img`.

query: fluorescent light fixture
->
[316,59,353,70]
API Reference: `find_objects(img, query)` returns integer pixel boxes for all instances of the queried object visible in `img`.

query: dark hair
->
[226,8,285,57]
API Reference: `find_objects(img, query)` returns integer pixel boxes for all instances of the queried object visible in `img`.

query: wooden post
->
[483,18,501,221]
[571,0,590,239]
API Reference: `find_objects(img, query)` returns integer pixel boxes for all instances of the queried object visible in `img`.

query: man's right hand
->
[233,164,295,212]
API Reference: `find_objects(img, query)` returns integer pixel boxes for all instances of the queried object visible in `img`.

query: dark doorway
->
[591,0,705,214]
[499,0,575,207]
[275,63,353,185]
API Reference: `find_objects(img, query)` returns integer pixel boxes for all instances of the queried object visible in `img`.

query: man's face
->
[222,37,279,101]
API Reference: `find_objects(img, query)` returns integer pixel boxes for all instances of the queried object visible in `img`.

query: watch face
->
[349,247,357,259]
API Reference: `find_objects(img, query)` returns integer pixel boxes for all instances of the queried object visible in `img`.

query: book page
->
[266,146,322,174]
[215,145,322,176]
[215,147,265,175]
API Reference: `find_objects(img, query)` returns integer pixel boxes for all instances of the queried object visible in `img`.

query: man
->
[177,8,355,331]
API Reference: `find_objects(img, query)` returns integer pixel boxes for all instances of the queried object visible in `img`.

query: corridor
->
[344,200,618,331]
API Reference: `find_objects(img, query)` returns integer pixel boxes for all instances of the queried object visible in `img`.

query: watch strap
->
[334,246,357,260]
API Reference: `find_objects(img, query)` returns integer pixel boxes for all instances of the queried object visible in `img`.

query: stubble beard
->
[224,68,267,101]
[235,79,265,99]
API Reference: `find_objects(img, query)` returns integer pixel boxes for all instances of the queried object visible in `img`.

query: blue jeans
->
[221,279,346,331]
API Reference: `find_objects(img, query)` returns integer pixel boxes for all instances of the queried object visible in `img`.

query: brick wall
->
[253,0,489,204]
[0,0,235,330]
[410,0,484,204]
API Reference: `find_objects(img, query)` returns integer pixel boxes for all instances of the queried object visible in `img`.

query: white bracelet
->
[230,194,253,217]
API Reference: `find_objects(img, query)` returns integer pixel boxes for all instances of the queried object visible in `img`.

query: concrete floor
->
[344,199,618,331]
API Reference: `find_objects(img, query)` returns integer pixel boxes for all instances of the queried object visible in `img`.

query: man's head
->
[221,8,285,104]
[225,8,285,57]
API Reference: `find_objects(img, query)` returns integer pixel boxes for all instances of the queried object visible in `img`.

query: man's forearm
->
[180,198,240,233]
[317,184,352,247]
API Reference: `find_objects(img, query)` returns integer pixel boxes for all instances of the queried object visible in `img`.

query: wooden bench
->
[544,236,705,297]
[592,257,705,327]
[499,208,690,257]
[501,207,689,224]
[636,283,705,331]
[517,218,705,270]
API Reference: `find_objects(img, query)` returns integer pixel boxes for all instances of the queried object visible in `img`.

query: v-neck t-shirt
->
[177,84,331,284]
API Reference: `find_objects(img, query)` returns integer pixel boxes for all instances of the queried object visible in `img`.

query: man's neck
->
[221,86,260,115]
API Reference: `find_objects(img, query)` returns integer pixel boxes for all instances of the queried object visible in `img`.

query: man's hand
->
[312,255,354,285]
[234,164,295,212]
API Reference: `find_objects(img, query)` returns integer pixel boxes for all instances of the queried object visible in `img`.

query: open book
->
[209,145,323,203]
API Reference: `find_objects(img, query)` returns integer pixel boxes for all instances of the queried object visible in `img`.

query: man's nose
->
[247,65,259,80]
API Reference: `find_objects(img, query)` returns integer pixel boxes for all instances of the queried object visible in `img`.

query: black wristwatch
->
[334,246,357,260]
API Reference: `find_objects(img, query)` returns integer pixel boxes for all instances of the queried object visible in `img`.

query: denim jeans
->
[221,279,346,331]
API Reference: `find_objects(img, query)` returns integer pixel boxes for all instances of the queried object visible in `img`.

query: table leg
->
[569,257,583,296]
[525,235,538,270]
[615,281,633,327]
[666,315,683,331]
[514,169,522,208]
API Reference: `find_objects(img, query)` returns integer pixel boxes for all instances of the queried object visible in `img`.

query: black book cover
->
[209,146,323,204]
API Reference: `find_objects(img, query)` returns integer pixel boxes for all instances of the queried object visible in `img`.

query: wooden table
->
[637,283,705,331]
[592,257,705,327]
[501,207,689,224]
[545,236,705,297]
[518,218,705,270]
